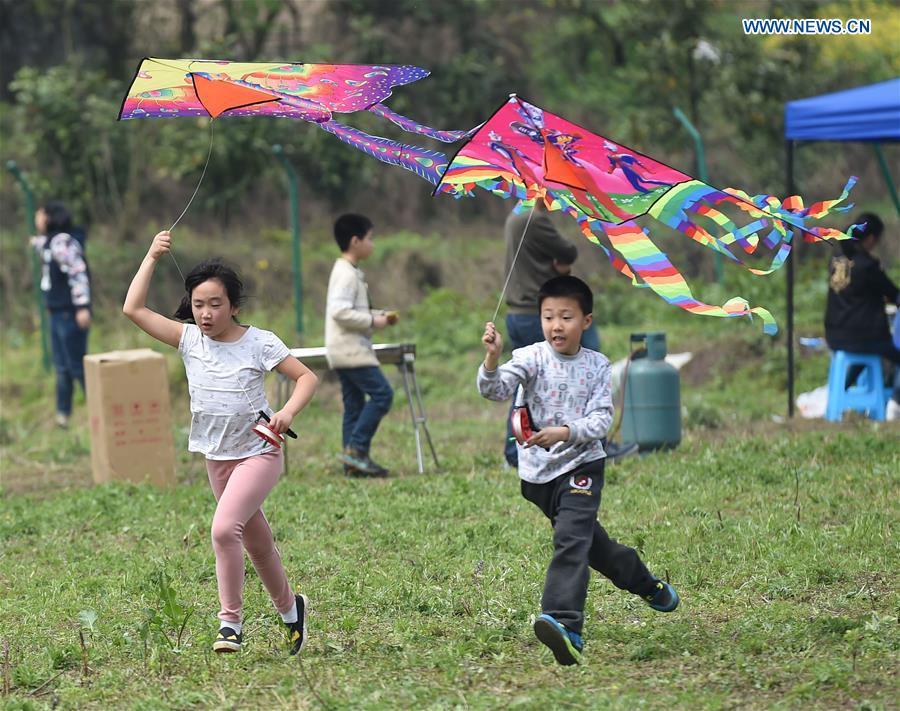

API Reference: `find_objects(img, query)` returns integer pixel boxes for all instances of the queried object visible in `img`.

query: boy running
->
[478,275,679,665]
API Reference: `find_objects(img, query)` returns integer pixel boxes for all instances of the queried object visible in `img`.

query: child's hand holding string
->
[524,426,570,449]
[149,231,172,260]
[268,409,295,436]
[482,321,502,370]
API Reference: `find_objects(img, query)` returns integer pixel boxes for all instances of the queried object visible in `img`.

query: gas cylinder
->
[620,332,681,451]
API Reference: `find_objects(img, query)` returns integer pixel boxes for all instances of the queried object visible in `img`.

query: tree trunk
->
[178,0,196,54]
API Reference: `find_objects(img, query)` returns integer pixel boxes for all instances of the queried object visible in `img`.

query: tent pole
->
[871,143,900,217]
[786,140,796,419]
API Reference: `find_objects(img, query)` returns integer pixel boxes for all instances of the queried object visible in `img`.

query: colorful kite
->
[120,63,854,333]
[435,96,855,334]
[118,57,467,185]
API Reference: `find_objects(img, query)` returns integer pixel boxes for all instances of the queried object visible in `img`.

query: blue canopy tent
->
[783,77,900,416]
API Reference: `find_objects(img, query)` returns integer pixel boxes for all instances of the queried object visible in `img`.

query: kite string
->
[169,119,215,232]
[166,119,216,282]
[491,201,538,324]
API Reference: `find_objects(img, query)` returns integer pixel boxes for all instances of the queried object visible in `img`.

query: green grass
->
[1,225,899,709]
[1,424,898,709]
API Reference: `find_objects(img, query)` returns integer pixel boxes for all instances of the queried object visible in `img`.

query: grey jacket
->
[477,341,612,483]
[504,209,578,315]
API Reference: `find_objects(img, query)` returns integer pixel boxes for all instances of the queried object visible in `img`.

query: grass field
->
[1,225,898,709]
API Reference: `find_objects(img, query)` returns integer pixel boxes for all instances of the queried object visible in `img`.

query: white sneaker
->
[886,399,900,421]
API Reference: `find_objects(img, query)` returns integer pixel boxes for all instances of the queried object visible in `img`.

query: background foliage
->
[1,0,898,240]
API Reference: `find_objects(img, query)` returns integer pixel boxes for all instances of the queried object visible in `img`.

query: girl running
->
[124,230,318,655]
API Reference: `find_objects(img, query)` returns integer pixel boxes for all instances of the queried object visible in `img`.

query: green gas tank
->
[621,332,681,451]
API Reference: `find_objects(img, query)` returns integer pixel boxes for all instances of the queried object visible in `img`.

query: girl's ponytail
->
[173,294,194,322]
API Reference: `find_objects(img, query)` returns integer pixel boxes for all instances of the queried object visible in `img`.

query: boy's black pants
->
[520,458,656,634]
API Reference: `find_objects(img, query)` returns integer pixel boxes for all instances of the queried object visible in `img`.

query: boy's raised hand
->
[482,321,502,369]
[149,230,172,260]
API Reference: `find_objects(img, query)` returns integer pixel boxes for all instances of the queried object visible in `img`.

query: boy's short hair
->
[334,213,373,252]
[538,275,593,315]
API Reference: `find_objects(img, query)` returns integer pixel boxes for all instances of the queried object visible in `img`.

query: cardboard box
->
[84,349,176,487]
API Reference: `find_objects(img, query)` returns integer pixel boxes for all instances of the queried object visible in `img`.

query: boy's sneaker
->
[340,447,389,478]
[285,593,308,656]
[213,626,242,653]
[339,446,369,471]
[643,580,680,612]
[533,613,583,666]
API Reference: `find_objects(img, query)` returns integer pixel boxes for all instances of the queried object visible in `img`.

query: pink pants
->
[206,450,294,623]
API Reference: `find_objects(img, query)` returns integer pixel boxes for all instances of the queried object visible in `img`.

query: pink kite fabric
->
[437,96,855,334]
[119,58,430,120]
[118,58,467,185]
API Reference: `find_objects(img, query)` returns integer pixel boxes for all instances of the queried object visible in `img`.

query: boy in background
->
[326,214,397,477]
[478,275,678,665]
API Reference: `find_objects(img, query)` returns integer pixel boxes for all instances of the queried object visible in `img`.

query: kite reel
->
[510,384,542,446]
[510,403,540,446]
[252,411,297,449]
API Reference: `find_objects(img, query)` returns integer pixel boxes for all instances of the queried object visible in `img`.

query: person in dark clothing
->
[824,213,900,418]
[502,203,637,464]
[31,201,92,428]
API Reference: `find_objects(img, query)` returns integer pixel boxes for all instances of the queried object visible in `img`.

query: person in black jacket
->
[824,213,900,418]
[31,201,92,428]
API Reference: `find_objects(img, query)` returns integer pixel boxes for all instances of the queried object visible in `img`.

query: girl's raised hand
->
[149,231,172,260]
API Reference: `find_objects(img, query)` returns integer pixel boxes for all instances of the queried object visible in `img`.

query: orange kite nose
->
[542,138,588,191]
[192,74,279,118]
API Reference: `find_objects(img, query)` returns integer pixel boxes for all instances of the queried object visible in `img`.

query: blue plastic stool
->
[825,351,887,422]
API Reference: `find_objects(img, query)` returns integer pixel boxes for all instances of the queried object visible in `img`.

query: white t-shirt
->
[178,324,290,460]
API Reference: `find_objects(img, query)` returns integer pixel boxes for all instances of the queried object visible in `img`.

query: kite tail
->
[589,220,778,335]
[435,157,538,201]
[544,188,778,334]
[722,176,857,242]
[647,178,857,276]
[318,119,449,185]
[368,102,474,142]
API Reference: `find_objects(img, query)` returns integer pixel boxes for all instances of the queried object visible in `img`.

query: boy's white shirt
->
[477,340,612,484]
[325,257,380,368]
